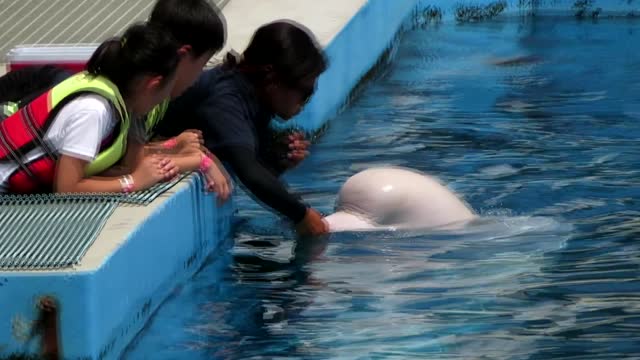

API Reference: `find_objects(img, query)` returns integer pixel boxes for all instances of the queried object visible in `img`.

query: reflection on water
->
[125,16,640,359]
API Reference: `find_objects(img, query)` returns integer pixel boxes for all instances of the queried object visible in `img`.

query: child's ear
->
[177,45,193,58]
[145,75,164,91]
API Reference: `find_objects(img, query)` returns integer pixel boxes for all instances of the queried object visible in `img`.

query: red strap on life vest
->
[0,92,52,161]
[1,91,120,193]
[7,155,56,194]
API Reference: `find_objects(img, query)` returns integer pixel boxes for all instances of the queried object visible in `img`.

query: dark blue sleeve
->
[155,70,307,222]
[193,94,307,222]
[154,70,216,137]
[197,90,258,152]
[156,70,257,152]
[220,146,308,223]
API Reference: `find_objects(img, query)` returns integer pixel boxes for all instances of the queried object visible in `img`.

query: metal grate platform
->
[0,173,191,270]
[0,196,118,270]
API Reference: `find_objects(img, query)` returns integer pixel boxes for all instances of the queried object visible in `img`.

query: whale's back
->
[329,167,475,231]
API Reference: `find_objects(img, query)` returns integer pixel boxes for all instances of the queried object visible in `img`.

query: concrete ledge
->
[0,176,234,359]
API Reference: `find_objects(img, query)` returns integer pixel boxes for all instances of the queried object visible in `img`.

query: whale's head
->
[324,167,476,232]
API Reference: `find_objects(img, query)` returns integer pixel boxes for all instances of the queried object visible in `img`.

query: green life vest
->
[51,72,130,175]
[145,99,170,138]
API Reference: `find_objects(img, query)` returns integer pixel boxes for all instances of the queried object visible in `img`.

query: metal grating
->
[0,172,193,270]
[0,172,189,206]
[0,196,118,270]
[0,0,230,62]
[119,172,190,205]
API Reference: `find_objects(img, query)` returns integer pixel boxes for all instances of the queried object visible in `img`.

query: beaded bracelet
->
[119,175,135,193]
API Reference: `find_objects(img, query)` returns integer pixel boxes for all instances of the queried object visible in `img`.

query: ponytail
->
[86,23,180,96]
[87,39,122,78]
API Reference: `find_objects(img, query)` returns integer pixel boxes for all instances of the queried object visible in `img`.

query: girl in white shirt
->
[0,23,214,194]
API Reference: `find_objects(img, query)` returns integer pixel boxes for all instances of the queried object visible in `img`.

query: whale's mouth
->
[324,211,391,233]
[324,211,479,233]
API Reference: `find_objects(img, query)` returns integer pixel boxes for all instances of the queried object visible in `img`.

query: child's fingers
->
[299,140,311,148]
[186,129,202,137]
[289,140,310,151]
[289,132,304,141]
[215,184,227,206]
[288,150,309,161]
[161,163,177,175]
[157,157,171,167]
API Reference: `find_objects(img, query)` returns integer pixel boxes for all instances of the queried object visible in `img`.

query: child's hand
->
[202,155,232,204]
[176,129,204,153]
[132,155,177,190]
[277,132,310,169]
[295,208,329,236]
[160,157,179,181]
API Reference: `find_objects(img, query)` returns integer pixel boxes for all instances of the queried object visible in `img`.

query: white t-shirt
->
[0,94,118,193]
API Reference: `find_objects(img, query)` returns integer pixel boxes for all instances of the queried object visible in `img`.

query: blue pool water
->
[125,15,640,359]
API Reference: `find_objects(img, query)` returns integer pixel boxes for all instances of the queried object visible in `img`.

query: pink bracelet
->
[162,138,178,149]
[199,154,213,173]
[119,175,135,193]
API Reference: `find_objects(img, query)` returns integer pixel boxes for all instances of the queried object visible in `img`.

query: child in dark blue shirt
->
[156,20,329,236]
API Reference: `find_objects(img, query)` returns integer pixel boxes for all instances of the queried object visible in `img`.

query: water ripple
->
[125,16,640,360]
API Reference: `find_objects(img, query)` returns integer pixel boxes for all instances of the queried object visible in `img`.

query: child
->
[155,20,329,235]
[139,0,232,200]
[103,0,232,201]
[142,0,227,153]
[0,0,232,200]
[0,23,180,194]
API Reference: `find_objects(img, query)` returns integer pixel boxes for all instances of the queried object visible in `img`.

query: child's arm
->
[54,154,177,193]
[99,139,166,177]
[145,130,204,155]
[49,95,179,193]
[168,150,232,203]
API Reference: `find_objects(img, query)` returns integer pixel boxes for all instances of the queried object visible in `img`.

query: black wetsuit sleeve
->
[220,145,308,223]
[157,68,307,222]
[257,129,289,177]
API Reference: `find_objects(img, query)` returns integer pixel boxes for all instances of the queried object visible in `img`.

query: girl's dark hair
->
[225,20,328,86]
[149,0,226,56]
[87,23,180,96]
